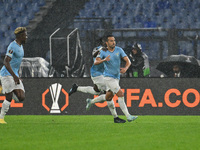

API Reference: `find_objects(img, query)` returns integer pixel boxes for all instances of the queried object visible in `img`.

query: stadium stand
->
[71,0,200,76]
[1,0,200,77]
[73,0,200,30]
[1,0,199,56]
[0,0,54,56]
[72,0,200,60]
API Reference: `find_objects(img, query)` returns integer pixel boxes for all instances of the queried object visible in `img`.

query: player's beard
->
[110,44,115,49]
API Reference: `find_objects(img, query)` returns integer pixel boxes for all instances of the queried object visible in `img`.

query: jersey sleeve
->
[120,48,127,58]
[97,50,105,59]
[6,44,15,58]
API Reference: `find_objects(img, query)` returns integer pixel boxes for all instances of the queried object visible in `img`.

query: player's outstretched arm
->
[94,55,110,65]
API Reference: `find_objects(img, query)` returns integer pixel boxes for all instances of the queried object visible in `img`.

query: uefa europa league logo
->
[42,83,69,113]
[49,83,62,113]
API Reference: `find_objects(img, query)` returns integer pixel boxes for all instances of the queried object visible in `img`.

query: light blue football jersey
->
[90,46,104,77]
[97,46,127,79]
[0,41,24,77]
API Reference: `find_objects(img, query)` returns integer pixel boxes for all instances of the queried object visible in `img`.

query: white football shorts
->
[104,77,120,94]
[91,75,106,92]
[0,76,25,94]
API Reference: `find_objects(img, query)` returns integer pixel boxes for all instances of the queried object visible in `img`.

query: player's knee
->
[18,95,25,102]
[119,93,124,97]
[5,93,13,102]
[106,91,114,101]
[116,89,124,97]
[106,97,112,101]
[105,93,112,101]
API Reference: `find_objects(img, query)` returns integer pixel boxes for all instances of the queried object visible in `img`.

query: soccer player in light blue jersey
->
[68,37,126,123]
[93,35,138,122]
[0,27,27,124]
[68,38,106,96]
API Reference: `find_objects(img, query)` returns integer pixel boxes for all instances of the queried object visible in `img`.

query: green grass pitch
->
[0,115,200,150]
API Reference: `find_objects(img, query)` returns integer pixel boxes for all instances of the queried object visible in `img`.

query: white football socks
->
[118,97,130,118]
[12,93,19,102]
[91,94,106,104]
[77,86,100,95]
[91,95,118,118]
[107,100,118,118]
[0,100,11,119]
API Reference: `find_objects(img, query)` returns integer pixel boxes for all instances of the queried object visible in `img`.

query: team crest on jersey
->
[116,52,119,56]
[8,50,13,54]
